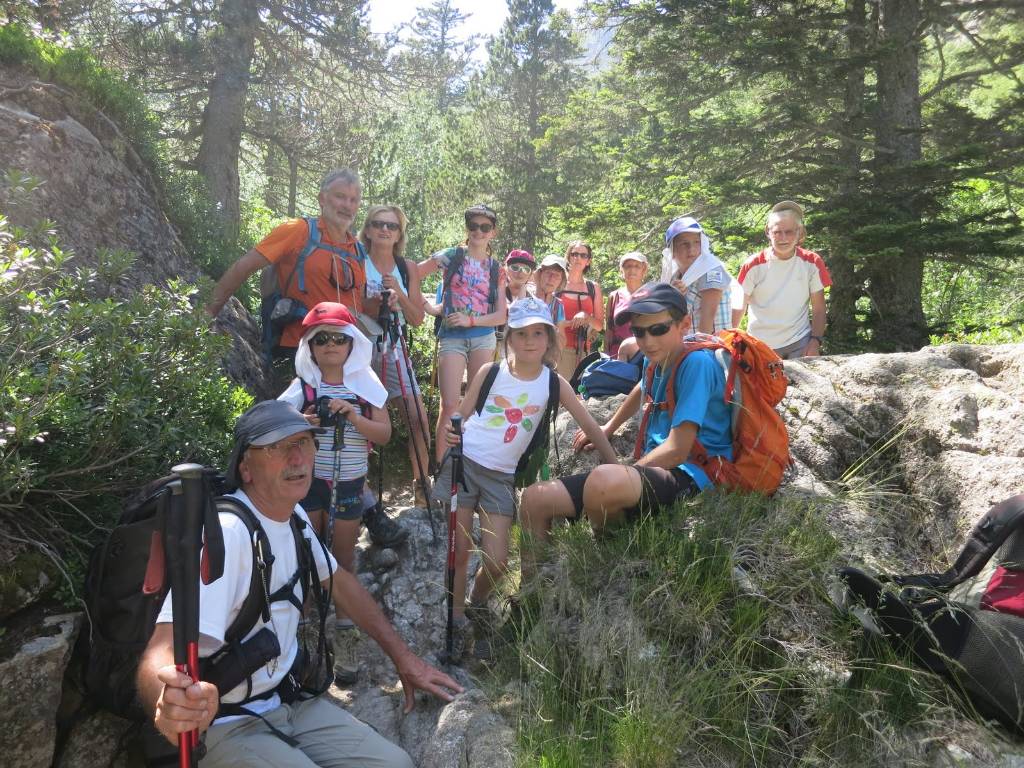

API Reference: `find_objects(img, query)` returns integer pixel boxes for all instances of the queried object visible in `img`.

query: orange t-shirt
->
[256,218,366,349]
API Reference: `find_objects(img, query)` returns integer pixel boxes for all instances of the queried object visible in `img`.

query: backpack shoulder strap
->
[473,363,501,416]
[215,496,274,644]
[299,378,317,413]
[488,258,500,311]
[941,494,1024,588]
[515,367,561,474]
[394,254,410,293]
[586,280,596,303]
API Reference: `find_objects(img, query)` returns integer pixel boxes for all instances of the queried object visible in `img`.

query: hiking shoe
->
[363,501,409,547]
[332,623,361,686]
[472,631,493,663]
[413,481,432,511]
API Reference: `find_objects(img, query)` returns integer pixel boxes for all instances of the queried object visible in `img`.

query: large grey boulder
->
[0,612,80,768]
[0,66,270,399]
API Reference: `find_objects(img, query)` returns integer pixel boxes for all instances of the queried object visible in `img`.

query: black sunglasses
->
[569,251,591,259]
[467,222,495,233]
[312,331,352,346]
[630,322,674,339]
[370,220,401,231]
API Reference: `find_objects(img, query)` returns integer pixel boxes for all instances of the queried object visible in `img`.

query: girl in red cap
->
[278,301,392,685]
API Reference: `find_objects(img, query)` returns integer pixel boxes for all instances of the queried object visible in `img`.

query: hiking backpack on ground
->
[78,468,333,723]
[259,217,367,359]
[433,247,501,337]
[635,330,790,494]
[473,362,561,488]
[575,351,644,399]
[836,493,1024,731]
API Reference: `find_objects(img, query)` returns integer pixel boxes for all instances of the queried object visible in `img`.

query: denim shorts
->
[438,332,497,360]
[300,477,365,521]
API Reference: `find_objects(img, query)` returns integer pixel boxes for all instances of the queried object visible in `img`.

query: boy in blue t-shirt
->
[520,281,732,567]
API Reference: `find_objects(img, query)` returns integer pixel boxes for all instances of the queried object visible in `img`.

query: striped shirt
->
[279,380,369,481]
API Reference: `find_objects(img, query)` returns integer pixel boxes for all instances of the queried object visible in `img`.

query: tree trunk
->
[827,0,868,351]
[196,0,261,240]
[868,0,928,351]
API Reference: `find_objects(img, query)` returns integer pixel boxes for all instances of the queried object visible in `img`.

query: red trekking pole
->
[443,414,463,663]
[166,463,218,768]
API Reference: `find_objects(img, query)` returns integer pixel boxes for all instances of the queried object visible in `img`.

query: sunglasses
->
[467,222,495,233]
[630,322,675,339]
[370,220,401,232]
[312,331,352,346]
[569,251,591,259]
[507,263,534,274]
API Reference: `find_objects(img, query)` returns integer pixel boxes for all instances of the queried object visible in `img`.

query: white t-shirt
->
[279,379,369,481]
[463,361,553,474]
[737,247,831,349]
[156,490,336,719]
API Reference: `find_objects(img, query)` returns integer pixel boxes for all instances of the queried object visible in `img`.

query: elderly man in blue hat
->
[518,282,733,576]
[137,400,462,768]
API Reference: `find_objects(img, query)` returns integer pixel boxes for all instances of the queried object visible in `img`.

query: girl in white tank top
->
[435,297,618,659]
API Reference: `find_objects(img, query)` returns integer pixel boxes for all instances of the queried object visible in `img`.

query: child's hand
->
[303,405,320,427]
[446,312,471,328]
[572,428,594,453]
[330,399,359,420]
[440,421,462,447]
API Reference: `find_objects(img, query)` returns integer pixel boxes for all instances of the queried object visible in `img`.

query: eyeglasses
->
[250,435,317,457]
[467,222,495,233]
[507,263,534,274]
[370,220,401,232]
[630,322,675,339]
[312,331,352,346]
[568,251,591,259]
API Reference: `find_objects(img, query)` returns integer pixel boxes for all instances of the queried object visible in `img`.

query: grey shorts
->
[773,334,811,360]
[432,454,516,517]
[438,332,497,360]
[371,345,421,399]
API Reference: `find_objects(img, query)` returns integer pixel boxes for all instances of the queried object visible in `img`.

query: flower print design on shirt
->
[484,392,542,443]
[450,258,493,316]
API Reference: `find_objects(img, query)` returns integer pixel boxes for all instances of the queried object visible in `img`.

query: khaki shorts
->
[773,334,811,360]
[438,332,497,360]
[432,454,517,517]
[201,695,412,768]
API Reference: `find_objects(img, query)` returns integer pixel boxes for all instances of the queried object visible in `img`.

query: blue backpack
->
[576,351,644,399]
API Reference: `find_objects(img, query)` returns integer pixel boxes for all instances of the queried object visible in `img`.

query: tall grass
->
[489,491,970,767]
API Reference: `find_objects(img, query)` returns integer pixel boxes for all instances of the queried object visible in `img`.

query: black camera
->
[316,395,337,427]
[201,626,281,695]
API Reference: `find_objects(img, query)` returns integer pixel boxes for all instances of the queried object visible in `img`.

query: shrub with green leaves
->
[0,206,251,591]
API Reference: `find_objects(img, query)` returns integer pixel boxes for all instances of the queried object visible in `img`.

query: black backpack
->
[836,493,1024,731]
[79,468,332,722]
[433,247,501,337]
[473,362,561,488]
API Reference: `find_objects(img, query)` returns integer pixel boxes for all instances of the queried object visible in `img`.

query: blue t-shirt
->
[642,349,733,489]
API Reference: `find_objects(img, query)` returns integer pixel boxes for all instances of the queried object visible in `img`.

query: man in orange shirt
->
[208,168,367,357]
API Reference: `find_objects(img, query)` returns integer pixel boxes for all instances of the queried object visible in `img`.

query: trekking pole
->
[376,289,392,512]
[326,414,345,550]
[395,320,437,542]
[166,463,209,768]
[443,414,463,664]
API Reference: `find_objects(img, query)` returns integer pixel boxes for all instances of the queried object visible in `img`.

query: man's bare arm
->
[207,249,270,317]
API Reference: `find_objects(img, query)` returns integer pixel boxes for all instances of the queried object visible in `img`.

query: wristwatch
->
[809,335,824,344]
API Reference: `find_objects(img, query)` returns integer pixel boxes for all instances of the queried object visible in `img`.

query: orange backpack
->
[634,330,790,494]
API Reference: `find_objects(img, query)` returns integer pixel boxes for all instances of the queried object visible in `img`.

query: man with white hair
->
[207,168,367,358]
[737,201,831,359]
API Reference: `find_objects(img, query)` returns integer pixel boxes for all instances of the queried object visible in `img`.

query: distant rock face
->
[0,66,271,398]
[554,343,1024,568]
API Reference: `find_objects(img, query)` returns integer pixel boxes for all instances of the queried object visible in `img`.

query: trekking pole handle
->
[450,414,462,459]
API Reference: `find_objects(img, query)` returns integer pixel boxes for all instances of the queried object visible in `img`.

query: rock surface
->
[0,66,271,399]
[0,612,81,768]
